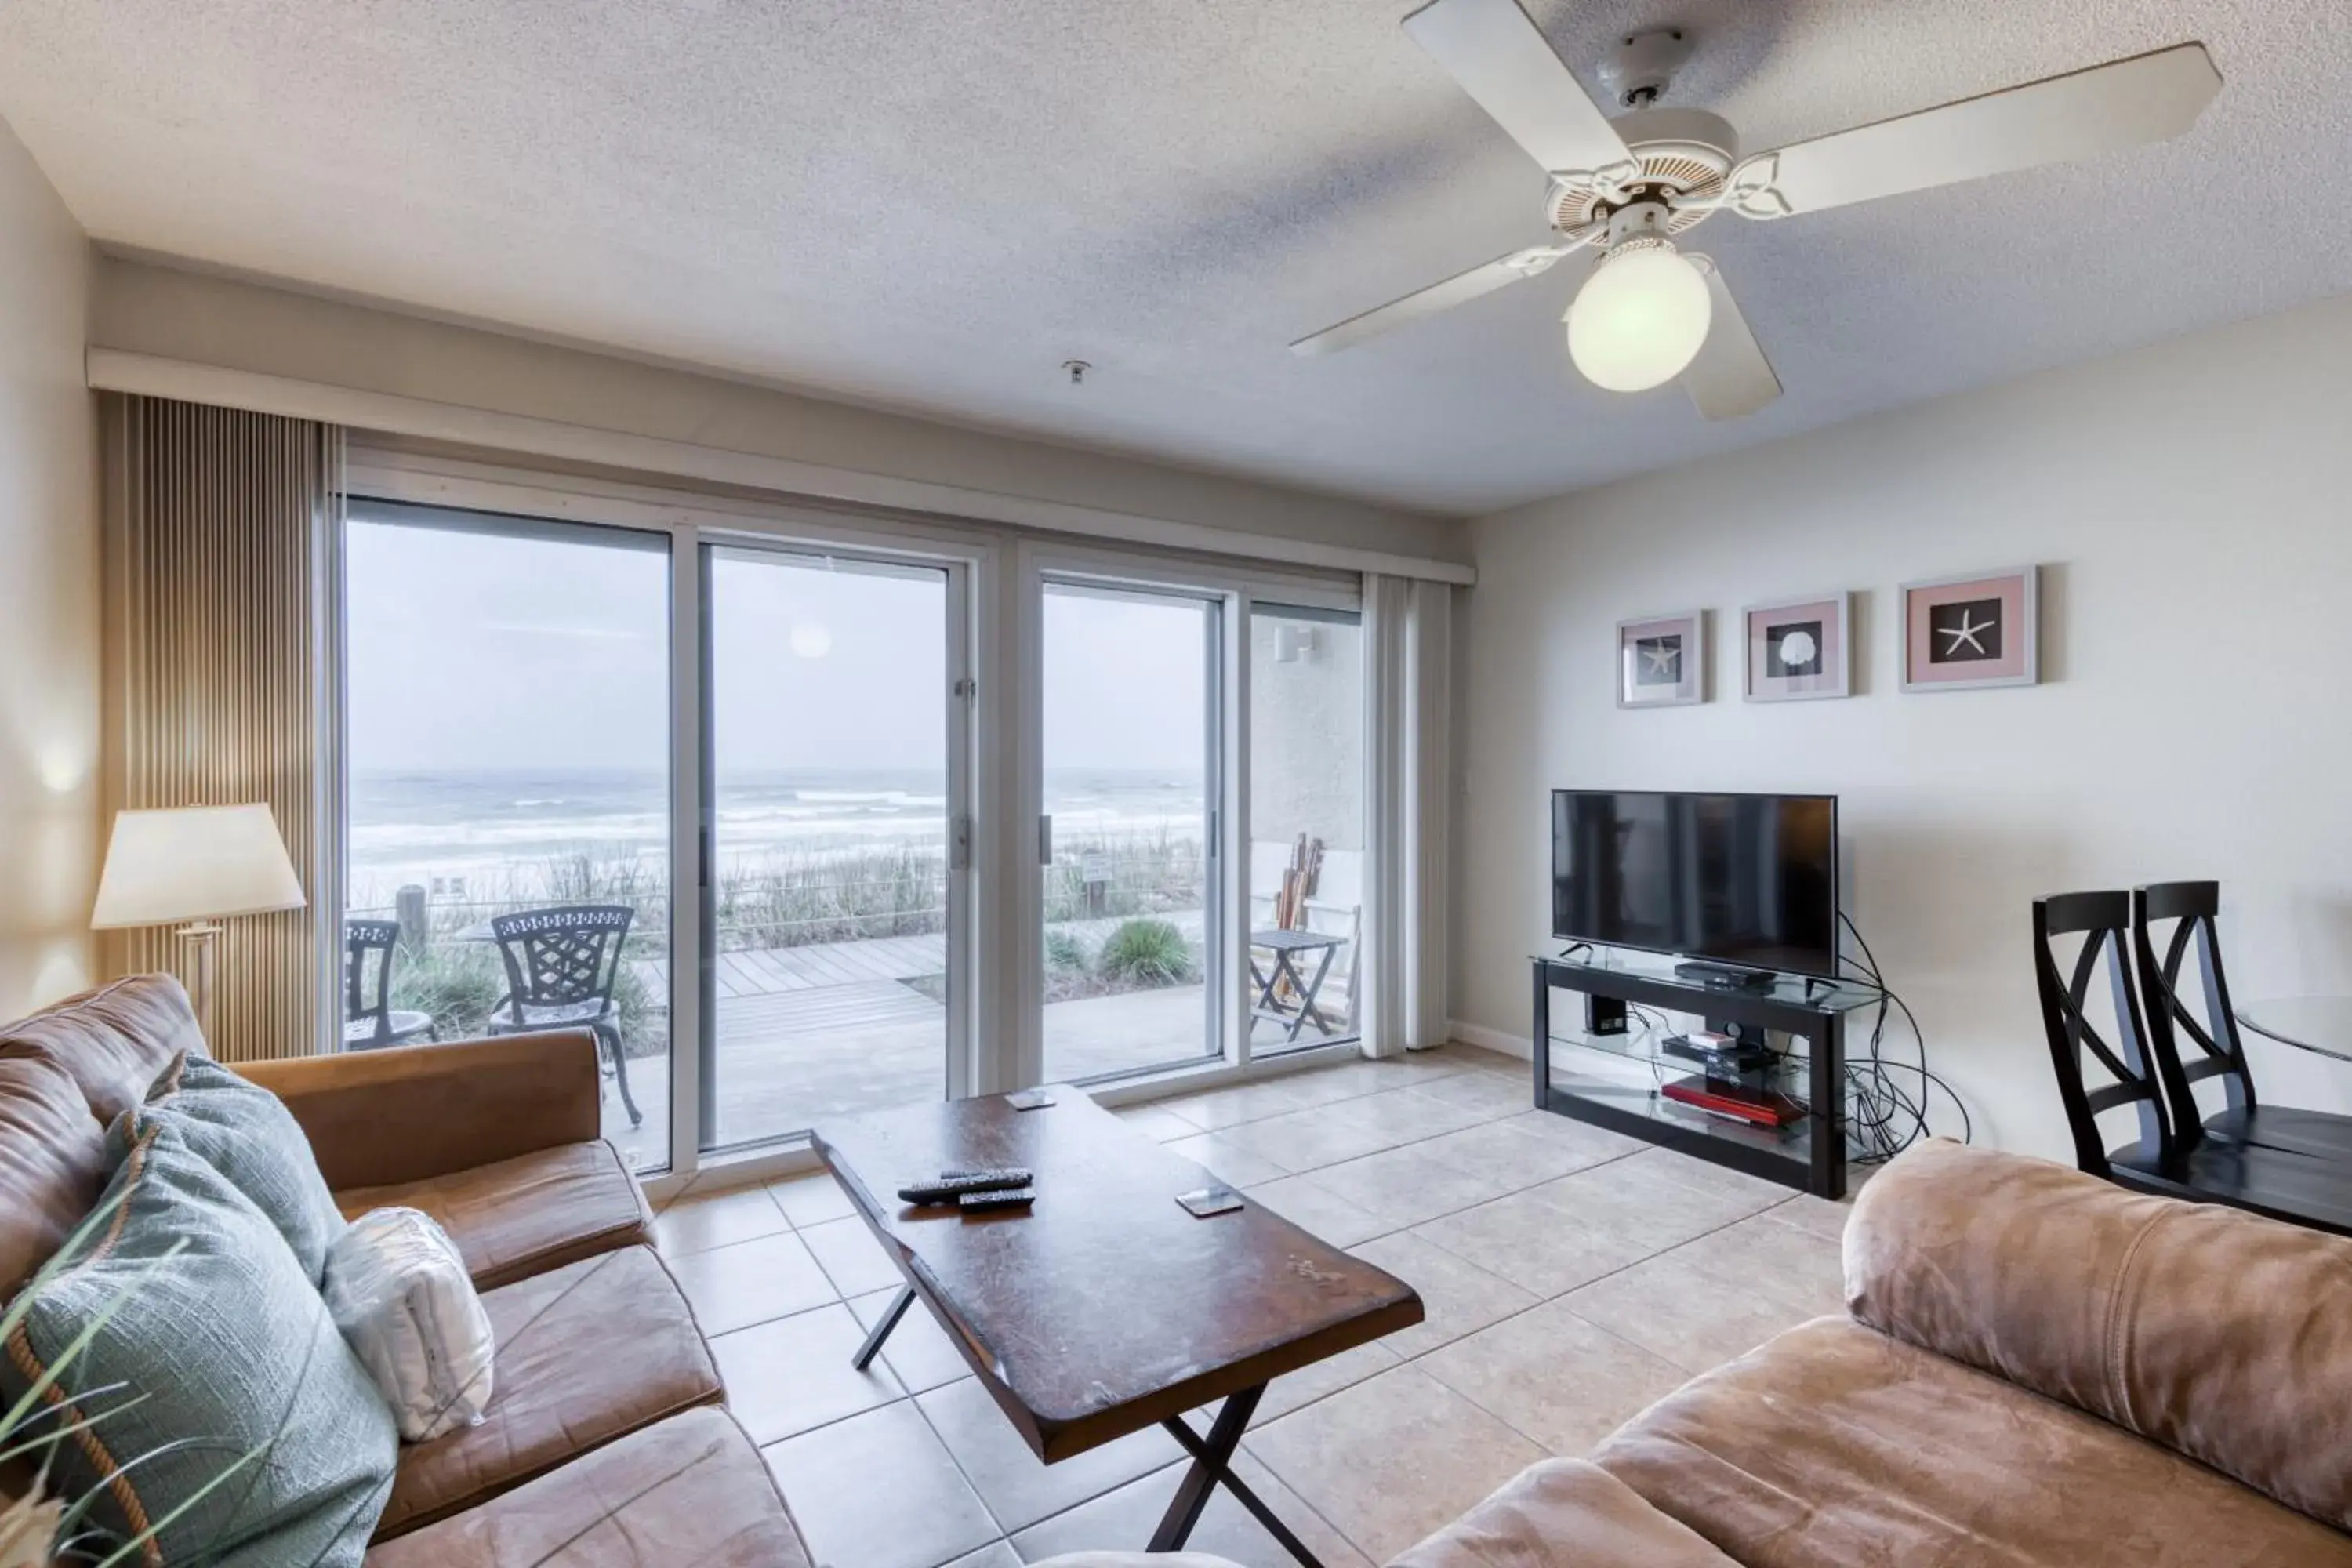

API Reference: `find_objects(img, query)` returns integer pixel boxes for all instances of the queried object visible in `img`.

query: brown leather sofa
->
[0,974,810,1567]
[1396,1138,2352,1568]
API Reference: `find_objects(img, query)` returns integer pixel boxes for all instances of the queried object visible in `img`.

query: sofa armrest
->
[240,1030,601,1191]
[1846,1137,2352,1534]
[1390,1458,1738,1568]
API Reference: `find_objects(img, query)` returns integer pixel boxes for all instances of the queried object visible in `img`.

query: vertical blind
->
[100,395,343,1062]
[1360,575,1453,1057]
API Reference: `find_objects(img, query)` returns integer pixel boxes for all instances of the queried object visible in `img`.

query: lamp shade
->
[1566,242,1714,393]
[90,804,307,930]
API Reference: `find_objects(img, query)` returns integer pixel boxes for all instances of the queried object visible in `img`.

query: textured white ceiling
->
[2,0,2346,516]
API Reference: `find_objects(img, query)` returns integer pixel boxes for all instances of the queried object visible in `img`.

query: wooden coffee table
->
[812,1089,1423,1566]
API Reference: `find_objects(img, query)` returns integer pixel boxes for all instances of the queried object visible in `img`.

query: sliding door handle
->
[1038,815,1053,866]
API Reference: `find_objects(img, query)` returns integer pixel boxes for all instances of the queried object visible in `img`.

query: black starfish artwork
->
[1632,634,1682,686]
[1927,597,2003,663]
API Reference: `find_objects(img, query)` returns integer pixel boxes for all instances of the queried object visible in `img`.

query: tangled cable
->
[1835,911,1971,1160]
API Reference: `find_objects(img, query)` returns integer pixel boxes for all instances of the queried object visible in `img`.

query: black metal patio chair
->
[486,904,643,1127]
[343,917,438,1050]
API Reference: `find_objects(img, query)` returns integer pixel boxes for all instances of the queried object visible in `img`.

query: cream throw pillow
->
[322,1207,495,1443]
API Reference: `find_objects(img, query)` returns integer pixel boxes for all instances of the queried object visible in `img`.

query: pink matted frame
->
[1617,609,1706,708]
[1902,566,2038,691]
[1744,592,1851,702]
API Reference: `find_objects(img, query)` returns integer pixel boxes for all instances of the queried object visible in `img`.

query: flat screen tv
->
[1551,790,1839,980]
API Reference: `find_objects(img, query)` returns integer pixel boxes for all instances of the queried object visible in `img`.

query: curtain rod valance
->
[86,348,1477,588]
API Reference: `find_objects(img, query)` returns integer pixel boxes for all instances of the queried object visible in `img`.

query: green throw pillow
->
[141,1051,347,1284]
[0,1114,397,1568]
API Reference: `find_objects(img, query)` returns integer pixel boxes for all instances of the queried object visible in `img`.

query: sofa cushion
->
[1391,1457,1737,1568]
[0,1054,109,1297]
[1,1115,396,1568]
[372,1245,722,1541]
[0,975,203,1298]
[0,974,204,1124]
[144,1051,347,1283]
[335,1141,653,1290]
[1595,1316,2352,1568]
[363,1407,808,1568]
[1846,1136,2352,1530]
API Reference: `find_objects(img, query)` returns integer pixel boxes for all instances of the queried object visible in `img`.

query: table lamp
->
[90,804,307,1044]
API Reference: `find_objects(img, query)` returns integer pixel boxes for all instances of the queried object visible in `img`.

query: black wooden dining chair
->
[487,904,643,1127]
[2034,891,2352,1236]
[342,918,438,1050]
[2132,880,2352,1160]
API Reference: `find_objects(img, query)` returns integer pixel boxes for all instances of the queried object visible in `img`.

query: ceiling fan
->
[1290,0,2223,419]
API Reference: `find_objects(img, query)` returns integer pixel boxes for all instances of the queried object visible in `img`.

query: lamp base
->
[176,920,223,1047]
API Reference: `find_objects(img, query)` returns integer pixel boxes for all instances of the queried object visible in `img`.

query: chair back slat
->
[2132,881,2256,1148]
[2033,892,2176,1178]
[489,905,635,1021]
[343,918,402,1044]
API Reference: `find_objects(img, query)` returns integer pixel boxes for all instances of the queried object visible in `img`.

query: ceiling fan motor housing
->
[1546,107,1737,236]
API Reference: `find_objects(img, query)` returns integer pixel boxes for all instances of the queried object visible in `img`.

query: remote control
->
[897,1168,1033,1205]
[958,1185,1035,1213]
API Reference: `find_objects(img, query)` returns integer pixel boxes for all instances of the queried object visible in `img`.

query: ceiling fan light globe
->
[1566,245,1713,392]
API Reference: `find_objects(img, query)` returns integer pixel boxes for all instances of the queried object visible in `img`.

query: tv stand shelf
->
[1530,955,1880,1200]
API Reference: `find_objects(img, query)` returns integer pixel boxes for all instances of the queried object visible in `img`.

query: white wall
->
[1250,613,1364,853]
[0,118,96,1019]
[89,256,1466,573]
[1453,292,2352,1163]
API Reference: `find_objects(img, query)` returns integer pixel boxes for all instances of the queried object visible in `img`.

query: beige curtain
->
[100,395,344,1062]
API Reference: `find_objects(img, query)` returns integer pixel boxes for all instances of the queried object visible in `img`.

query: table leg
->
[1250,952,1284,1019]
[1293,943,1338,1036]
[1151,1385,1324,1567]
[851,1285,915,1371]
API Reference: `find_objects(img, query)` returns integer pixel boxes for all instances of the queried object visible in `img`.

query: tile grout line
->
[1386,1194,1813,1373]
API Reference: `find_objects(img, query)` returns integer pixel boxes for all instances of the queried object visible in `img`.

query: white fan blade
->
[1290,245,1566,356]
[1682,266,1780,421]
[1403,0,1632,174]
[1743,42,2220,218]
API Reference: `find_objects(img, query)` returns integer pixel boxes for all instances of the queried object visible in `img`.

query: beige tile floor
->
[652,1044,1852,1568]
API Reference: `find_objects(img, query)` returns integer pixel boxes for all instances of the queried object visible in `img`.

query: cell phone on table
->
[1177,1185,1244,1218]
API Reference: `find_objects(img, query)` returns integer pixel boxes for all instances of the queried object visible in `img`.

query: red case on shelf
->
[1660,1075,1804,1129]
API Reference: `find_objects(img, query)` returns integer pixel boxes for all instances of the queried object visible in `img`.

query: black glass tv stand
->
[1530,954,1877,1199]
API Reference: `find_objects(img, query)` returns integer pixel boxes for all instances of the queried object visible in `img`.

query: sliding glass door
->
[339,477,1375,1178]
[699,544,966,1151]
[343,501,674,1172]
[1039,579,1223,1082]
[1247,604,1365,1053]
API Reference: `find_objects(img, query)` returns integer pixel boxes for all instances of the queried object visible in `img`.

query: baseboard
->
[1447,1019,1532,1062]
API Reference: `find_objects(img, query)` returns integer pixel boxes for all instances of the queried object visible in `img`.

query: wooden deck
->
[637,931,945,999]
[603,910,1333,1171]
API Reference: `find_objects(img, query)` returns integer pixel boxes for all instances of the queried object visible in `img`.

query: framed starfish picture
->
[1902,567,2038,691]
[1744,592,1851,702]
[1617,609,1706,708]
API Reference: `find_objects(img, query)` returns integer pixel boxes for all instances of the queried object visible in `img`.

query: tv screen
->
[1551,791,1839,979]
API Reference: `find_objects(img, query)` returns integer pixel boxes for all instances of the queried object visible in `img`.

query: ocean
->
[348,766,1205,906]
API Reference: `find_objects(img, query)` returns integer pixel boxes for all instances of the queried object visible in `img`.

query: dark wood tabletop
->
[811,1088,1423,1463]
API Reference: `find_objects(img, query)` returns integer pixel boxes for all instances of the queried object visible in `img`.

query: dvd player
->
[1661,1032,1777,1077]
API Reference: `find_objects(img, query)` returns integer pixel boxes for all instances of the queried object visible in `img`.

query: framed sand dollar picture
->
[1744,592,1852,702]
